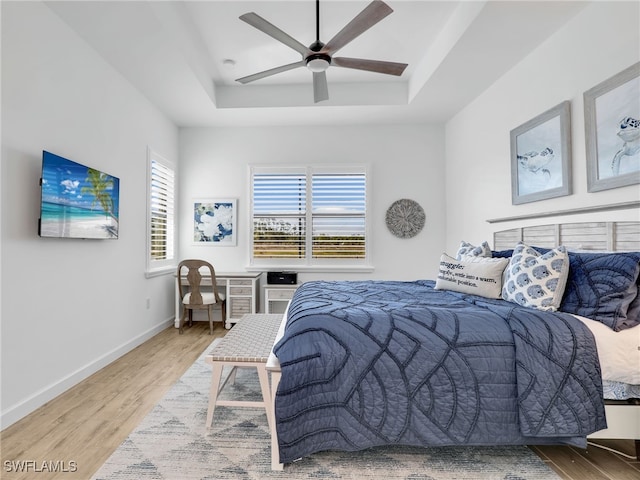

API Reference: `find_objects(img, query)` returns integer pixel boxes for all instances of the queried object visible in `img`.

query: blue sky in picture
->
[41,151,120,217]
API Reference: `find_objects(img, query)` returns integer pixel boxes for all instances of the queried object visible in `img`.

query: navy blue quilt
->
[272,280,607,463]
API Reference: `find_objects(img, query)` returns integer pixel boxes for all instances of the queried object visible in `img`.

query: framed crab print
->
[192,198,237,245]
[584,62,640,192]
[510,100,572,205]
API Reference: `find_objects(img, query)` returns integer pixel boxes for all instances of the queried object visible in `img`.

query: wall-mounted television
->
[38,151,120,239]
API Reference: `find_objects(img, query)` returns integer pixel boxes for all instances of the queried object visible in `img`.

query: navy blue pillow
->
[560,252,640,331]
[494,249,640,331]
[627,290,640,325]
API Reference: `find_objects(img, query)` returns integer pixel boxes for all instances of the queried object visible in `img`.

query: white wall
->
[1,2,178,428]
[179,124,446,283]
[445,1,640,252]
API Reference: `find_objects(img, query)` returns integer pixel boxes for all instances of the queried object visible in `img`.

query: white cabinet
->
[227,278,258,327]
[264,284,299,314]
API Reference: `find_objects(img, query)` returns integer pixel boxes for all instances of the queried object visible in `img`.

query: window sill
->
[145,265,176,278]
[245,265,374,274]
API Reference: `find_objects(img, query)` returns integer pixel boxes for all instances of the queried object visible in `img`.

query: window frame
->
[249,164,372,272]
[145,148,176,277]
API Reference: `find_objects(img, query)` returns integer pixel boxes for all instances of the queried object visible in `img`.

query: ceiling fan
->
[236,0,408,103]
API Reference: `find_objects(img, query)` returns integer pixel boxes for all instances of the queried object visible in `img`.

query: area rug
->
[92,339,561,480]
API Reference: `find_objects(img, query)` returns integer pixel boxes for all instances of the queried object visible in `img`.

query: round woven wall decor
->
[385,199,425,238]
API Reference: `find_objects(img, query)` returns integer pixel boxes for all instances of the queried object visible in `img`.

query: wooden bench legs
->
[269,369,284,471]
[205,361,274,433]
[203,313,286,470]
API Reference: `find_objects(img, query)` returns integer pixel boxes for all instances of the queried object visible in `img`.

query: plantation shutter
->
[251,166,367,266]
[149,158,175,262]
[311,173,366,258]
[253,172,307,258]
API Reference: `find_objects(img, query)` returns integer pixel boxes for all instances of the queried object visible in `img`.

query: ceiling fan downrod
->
[316,0,320,45]
[306,0,330,72]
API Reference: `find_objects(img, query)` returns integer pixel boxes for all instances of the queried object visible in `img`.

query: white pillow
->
[456,240,492,260]
[501,243,570,311]
[435,253,509,299]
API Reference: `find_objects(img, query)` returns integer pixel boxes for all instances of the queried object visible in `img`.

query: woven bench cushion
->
[208,314,283,363]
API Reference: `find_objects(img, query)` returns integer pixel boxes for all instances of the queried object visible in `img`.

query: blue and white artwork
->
[193,199,236,245]
[510,101,571,204]
[594,75,640,179]
[516,115,563,197]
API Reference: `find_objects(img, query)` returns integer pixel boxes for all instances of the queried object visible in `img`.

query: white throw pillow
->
[456,240,492,260]
[435,253,509,299]
[501,243,570,311]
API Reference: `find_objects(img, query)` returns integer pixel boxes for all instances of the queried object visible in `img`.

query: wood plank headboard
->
[494,221,640,252]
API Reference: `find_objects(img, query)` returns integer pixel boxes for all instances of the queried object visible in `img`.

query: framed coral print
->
[584,62,640,192]
[193,199,237,245]
[510,101,572,205]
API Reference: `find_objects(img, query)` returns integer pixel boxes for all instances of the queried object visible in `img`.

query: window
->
[251,165,368,268]
[146,149,175,276]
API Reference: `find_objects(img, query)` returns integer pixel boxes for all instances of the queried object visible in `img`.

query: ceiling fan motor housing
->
[306,52,331,72]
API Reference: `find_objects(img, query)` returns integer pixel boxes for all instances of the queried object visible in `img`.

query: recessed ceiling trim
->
[408,1,485,102]
[215,82,408,109]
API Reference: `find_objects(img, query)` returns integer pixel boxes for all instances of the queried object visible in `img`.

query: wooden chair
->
[177,259,226,334]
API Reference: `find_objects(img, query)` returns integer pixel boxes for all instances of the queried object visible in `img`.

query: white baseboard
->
[0,317,174,430]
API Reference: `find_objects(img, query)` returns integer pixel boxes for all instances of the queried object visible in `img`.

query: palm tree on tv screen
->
[81,168,117,223]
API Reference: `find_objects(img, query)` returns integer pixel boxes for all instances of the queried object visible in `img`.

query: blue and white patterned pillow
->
[501,243,570,311]
[456,240,491,260]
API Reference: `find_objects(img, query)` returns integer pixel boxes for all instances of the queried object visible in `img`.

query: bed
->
[266,219,640,470]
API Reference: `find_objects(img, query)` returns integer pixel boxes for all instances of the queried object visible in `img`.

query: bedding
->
[560,251,640,331]
[572,314,640,385]
[602,381,640,400]
[456,240,492,259]
[493,249,640,331]
[272,280,607,464]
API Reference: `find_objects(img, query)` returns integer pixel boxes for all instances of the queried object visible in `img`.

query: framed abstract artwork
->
[510,101,572,205]
[584,62,640,192]
[193,199,237,245]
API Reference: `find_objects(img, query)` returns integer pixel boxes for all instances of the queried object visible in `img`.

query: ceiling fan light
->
[306,55,330,73]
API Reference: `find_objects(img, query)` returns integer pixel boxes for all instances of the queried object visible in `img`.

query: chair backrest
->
[177,259,223,306]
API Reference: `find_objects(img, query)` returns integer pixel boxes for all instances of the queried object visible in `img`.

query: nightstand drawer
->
[268,288,296,300]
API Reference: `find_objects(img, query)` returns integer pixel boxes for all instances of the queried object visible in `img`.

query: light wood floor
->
[1,321,638,480]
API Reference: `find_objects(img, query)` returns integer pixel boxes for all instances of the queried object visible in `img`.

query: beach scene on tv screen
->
[40,152,120,239]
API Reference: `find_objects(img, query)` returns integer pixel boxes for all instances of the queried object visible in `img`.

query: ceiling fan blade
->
[323,0,393,55]
[236,60,306,84]
[332,57,407,76]
[313,71,329,103]
[240,12,309,56]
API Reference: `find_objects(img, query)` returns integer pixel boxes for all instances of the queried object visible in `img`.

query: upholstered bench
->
[204,313,283,431]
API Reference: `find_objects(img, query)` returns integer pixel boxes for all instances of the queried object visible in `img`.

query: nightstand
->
[263,284,299,314]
